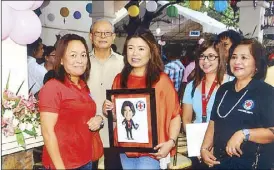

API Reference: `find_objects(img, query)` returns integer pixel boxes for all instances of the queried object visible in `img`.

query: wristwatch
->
[100,120,104,129]
[242,129,250,142]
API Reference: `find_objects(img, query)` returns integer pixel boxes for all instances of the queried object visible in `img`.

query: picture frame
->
[106,88,158,153]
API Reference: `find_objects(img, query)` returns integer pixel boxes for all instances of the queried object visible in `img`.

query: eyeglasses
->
[199,54,219,61]
[92,31,113,37]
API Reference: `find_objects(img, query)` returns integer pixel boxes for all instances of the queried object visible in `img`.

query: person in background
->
[36,44,47,64]
[216,30,242,63]
[88,18,124,169]
[201,39,274,169]
[42,46,57,85]
[164,43,185,92]
[182,44,198,83]
[103,28,181,169]
[182,37,233,169]
[39,34,103,169]
[27,37,46,95]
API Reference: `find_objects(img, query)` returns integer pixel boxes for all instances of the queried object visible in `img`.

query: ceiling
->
[114,2,202,41]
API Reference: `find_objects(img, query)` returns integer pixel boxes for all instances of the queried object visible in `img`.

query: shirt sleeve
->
[182,81,193,104]
[258,86,274,128]
[38,80,62,113]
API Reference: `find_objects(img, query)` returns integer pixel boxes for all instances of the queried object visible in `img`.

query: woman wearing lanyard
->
[201,39,274,169]
[182,37,233,169]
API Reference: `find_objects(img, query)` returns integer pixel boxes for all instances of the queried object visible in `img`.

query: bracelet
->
[169,138,176,146]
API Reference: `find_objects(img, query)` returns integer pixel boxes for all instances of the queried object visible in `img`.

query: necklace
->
[217,90,248,118]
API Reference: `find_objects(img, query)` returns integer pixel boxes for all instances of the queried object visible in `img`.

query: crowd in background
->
[26,19,274,169]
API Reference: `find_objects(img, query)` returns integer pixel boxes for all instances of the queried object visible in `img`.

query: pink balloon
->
[9,10,42,45]
[2,3,15,40]
[31,1,44,10]
[6,1,35,11]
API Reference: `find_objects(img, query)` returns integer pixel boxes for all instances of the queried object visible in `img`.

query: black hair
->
[27,38,42,56]
[164,43,182,60]
[121,101,136,117]
[44,46,55,57]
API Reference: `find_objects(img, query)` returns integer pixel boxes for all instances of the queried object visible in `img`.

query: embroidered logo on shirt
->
[136,101,145,112]
[242,100,255,110]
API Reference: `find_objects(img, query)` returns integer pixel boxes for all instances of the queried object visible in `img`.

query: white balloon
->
[31,1,44,10]
[2,3,15,40]
[10,10,42,45]
[6,1,35,11]
[146,1,158,12]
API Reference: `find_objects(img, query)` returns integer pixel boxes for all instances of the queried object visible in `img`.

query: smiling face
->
[230,44,256,81]
[127,37,151,75]
[90,20,115,49]
[123,106,133,121]
[61,40,88,79]
[199,46,219,74]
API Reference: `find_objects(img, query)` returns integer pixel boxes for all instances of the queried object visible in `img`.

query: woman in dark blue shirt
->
[200,38,274,169]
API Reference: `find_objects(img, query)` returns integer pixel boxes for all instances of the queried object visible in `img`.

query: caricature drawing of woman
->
[121,101,139,140]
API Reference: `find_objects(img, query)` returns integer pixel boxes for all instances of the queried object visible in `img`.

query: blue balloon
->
[86,3,92,14]
[73,11,81,19]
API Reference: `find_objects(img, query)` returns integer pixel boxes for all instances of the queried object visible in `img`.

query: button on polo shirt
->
[211,79,274,164]
[87,49,124,147]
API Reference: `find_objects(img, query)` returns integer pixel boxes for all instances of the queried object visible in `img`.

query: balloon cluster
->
[2,1,43,45]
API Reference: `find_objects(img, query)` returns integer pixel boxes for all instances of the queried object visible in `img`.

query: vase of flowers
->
[1,73,40,149]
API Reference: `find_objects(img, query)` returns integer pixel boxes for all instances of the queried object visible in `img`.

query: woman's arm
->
[154,114,181,159]
[201,121,220,167]
[182,103,193,132]
[249,127,274,144]
[40,112,65,169]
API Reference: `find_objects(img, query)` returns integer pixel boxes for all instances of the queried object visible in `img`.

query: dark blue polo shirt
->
[210,79,274,168]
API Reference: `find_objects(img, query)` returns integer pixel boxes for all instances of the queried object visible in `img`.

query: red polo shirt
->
[39,78,103,169]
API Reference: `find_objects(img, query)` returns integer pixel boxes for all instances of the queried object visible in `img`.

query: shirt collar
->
[231,78,259,92]
[64,76,87,89]
[90,48,116,59]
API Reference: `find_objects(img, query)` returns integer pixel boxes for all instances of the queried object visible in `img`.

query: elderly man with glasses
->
[87,18,124,169]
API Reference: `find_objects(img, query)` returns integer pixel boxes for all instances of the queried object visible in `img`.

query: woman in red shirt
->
[39,34,103,169]
[103,28,181,169]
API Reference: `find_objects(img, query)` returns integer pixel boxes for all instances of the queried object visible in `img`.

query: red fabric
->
[38,78,103,169]
[112,73,181,158]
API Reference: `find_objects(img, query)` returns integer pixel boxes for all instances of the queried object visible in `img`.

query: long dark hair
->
[120,28,163,88]
[191,37,226,97]
[54,34,91,83]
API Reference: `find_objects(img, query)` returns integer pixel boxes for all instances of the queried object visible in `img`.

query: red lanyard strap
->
[202,77,218,122]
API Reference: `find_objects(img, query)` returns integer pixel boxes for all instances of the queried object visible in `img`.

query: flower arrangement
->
[1,73,40,148]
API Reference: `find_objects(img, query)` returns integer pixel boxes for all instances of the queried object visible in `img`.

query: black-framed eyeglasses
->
[93,31,113,37]
[199,54,219,61]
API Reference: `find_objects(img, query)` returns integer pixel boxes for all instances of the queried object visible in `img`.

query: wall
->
[2,38,28,97]
[39,1,93,47]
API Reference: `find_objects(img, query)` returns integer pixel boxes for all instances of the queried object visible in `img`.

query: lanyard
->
[202,77,218,122]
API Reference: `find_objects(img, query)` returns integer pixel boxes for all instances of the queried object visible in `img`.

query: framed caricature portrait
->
[106,88,158,153]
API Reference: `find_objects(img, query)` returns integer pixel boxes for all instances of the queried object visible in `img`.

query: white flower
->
[3,109,14,119]
[12,118,19,127]
[26,123,33,131]
[19,122,26,131]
